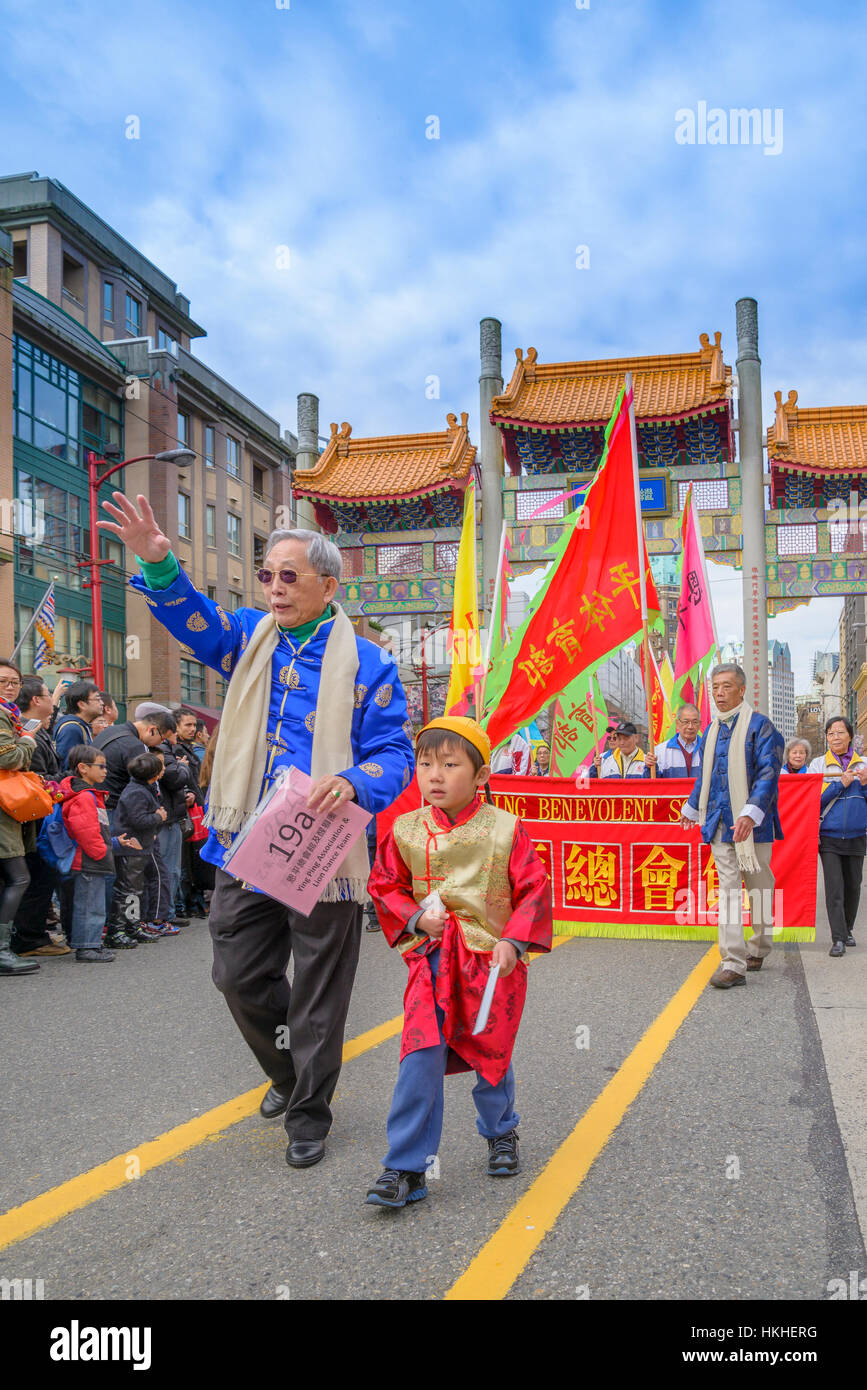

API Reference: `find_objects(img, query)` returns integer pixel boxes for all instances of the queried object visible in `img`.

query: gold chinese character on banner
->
[636,845,686,911]
[609,562,640,609]
[579,590,617,630]
[517,642,556,689]
[565,844,619,908]
[546,617,581,662]
[702,853,719,911]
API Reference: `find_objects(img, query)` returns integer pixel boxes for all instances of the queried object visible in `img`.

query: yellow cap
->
[417,716,492,766]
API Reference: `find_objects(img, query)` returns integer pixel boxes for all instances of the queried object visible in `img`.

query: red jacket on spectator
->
[60,775,116,874]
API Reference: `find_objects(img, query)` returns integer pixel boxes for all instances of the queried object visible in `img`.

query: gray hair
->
[784,737,812,761]
[676,702,701,718]
[266,528,342,581]
[709,662,746,686]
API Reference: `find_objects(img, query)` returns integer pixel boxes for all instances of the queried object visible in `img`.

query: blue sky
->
[2,0,865,689]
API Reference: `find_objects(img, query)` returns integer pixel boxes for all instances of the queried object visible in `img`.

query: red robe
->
[369,795,552,1085]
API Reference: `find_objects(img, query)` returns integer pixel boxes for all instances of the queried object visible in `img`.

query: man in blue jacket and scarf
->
[681,663,784,989]
[99,493,414,1170]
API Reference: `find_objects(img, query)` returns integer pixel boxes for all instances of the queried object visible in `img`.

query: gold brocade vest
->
[393,802,517,954]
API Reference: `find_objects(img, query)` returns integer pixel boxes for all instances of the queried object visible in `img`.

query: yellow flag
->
[444,479,482,716]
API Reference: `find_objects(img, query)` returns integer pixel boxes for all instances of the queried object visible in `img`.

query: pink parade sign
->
[222,767,371,916]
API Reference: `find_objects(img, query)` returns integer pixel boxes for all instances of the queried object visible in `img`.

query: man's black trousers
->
[209,868,363,1141]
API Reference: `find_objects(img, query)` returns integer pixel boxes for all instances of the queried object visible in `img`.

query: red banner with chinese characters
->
[489,774,821,940]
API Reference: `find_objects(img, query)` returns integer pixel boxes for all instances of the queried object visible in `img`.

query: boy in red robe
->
[365,716,552,1209]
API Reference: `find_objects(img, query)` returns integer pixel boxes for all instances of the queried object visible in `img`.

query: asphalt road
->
[1,881,864,1302]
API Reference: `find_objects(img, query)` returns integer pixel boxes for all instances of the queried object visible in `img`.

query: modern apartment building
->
[0,171,296,714]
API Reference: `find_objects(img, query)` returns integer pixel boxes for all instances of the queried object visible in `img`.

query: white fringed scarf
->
[204,603,370,904]
[697,700,761,874]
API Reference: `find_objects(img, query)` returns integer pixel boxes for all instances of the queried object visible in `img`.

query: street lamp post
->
[80,447,195,687]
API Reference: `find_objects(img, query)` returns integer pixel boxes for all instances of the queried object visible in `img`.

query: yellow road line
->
[445,942,719,1301]
[0,935,572,1254]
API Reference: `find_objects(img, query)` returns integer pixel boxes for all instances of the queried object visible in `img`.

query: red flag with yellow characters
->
[485,391,660,749]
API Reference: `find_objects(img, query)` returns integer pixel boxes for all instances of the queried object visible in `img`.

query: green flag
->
[549,670,609,777]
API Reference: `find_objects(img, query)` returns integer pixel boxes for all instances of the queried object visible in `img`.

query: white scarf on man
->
[697,699,762,874]
[204,603,371,903]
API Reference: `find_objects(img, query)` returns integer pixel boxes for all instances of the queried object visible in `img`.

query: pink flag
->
[674,484,717,684]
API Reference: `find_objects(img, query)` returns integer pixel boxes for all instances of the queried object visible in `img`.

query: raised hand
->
[96,493,171,563]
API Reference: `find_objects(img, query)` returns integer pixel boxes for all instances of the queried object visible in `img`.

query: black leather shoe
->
[829,941,846,957]
[259,1084,292,1119]
[170,918,190,928]
[285,1138,326,1168]
[845,934,856,947]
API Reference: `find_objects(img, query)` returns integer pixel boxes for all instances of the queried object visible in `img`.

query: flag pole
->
[478,520,508,717]
[625,373,657,778]
[10,582,54,663]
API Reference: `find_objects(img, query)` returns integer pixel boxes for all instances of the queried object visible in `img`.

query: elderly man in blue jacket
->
[680,663,784,989]
[99,493,414,1170]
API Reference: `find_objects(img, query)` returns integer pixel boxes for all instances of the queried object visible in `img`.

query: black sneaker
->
[364,1169,428,1208]
[171,918,191,928]
[105,932,138,950]
[486,1130,520,1177]
[128,926,160,944]
[75,947,116,963]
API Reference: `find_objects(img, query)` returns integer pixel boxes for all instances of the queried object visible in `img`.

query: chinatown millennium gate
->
[291,303,867,722]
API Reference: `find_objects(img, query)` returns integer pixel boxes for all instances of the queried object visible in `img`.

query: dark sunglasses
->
[256,568,324,586]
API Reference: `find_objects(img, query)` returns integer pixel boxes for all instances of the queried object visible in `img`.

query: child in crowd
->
[108,751,168,945]
[60,745,139,963]
[365,716,553,1210]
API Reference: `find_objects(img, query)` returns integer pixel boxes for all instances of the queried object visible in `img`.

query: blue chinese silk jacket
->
[130,564,415,874]
[685,708,784,845]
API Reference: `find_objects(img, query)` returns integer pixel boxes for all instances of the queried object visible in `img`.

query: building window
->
[15,473,86,590]
[157,328,177,354]
[226,436,241,477]
[180,659,206,704]
[515,489,565,521]
[104,628,126,708]
[178,492,191,540]
[81,379,123,456]
[125,293,142,336]
[226,590,242,612]
[207,584,217,601]
[15,607,95,676]
[376,544,423,576]
[227,513,241,557]
[253,535,266,569]
[205,426,215,469]
[62,252,85,305]
[206,504,216,547]
[677,479,729,511]
[252,464,265,501]
[776,523,818,557]
[340,547,364,578]
[103,282,113,322]
[435,542,459,571]
[13,332,123,469]
[177,412,189,446]
[13,241,27,280]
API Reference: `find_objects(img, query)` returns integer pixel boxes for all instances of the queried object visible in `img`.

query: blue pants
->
[70,871,108,949]
[157,824,182,916]
[383,948,518,1174]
